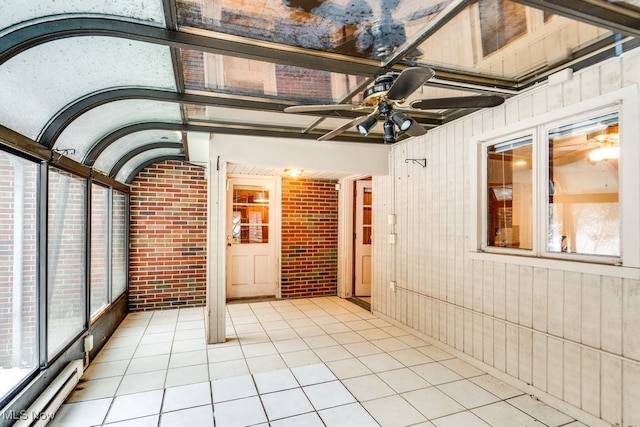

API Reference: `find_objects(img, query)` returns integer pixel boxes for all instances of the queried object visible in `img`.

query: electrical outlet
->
[389,281,396,292]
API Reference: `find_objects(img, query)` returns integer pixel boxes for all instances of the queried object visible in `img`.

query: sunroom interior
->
[1,0,640,426]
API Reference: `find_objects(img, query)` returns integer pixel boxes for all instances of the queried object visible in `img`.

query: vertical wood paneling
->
[505,264,519,323]
[600,276,622,354]
[622,278,640,360]
[579,65,601,100]
[455,307,464,351]
[547,337,564,399]
[519,330,533,384]
[601,356,622,424]
[494,321,506,372]
[531,88,548,116]
[519,266,533,328]
[532,267,548,332]
[517,94,533,121]
[563,272,582,342]
[563,342,581,407]
[547,269,564,337]
[580,348,600,418]
[581,274,601,348]
[493,262,506,320]
[483,261,494,315]
[532,334,547,390]
[483,317,494,365]
[447,305,456,345]
[621,48,640,87]
[446,127,456,304]
[370,49,639,427]
[506,324,519,377]
[562,73,581,105]
[622,361,640,426]
[599,60,621,94]
[473,313,484,359]
[473,259,484,312]
[464,310,473,354]
[425,298,433,336]
[440,299,447,342]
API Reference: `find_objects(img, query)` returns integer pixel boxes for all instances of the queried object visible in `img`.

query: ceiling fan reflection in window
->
[284,66,505,143]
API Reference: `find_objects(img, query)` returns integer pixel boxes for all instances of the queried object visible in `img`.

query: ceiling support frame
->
[511,0,640,39]
[0,17,519,89]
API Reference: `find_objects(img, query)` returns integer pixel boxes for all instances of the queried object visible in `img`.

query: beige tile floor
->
[51,297,586,427]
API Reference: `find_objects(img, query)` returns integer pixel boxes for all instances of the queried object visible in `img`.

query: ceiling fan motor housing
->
[363,72,400,105]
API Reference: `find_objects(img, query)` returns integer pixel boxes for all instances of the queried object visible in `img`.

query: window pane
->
[112,190,127,299]
[232,186,269,244]
[90,184,109,318]
[0,151,39,401]
[48,167,86,358]
[547,113,619,256]
[487,136,533,249]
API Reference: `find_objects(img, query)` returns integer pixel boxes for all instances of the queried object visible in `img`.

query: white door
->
[226,177,277,299]
[355,180,372,296]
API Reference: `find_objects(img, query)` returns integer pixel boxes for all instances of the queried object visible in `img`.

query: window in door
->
[232,186,270,244]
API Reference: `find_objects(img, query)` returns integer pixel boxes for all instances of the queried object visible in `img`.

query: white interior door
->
[355,180,372,297]
[226,177,277,299]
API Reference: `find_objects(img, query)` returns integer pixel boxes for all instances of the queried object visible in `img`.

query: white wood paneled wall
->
[372,48,640,427]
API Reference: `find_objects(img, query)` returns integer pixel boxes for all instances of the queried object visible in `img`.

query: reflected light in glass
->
[588,145,619,162]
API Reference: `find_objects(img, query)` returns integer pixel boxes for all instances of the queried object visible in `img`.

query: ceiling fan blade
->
[284,104,372,113]
[386,67,435,101]
[411,95,505,110]
[404,120,428,137]
[317,114,374,141]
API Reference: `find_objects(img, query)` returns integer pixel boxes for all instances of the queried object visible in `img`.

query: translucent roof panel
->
[93,130,183,175]
[413,1,613,80]
[55,100,182,164]
[176,0,452,60]
[181,50,367,103]
[115,147,184,183]
[0,36,176,140]
[0,0,166,32]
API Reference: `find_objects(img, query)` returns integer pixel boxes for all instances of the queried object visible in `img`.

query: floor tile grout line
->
[64,297,583,427]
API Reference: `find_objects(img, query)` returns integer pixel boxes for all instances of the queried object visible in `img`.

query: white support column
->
[206,158,226,344]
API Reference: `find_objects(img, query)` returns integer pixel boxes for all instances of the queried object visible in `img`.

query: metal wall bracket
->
[405,158,426,168]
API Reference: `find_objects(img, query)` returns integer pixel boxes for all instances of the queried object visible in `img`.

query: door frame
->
[336,175,371,299]
[226,174,282,299]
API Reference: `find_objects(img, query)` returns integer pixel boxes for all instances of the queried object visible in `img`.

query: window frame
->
[89,181,111,321]
[481,128,538,256]
[539,107,621,264]
[472,85,640,268]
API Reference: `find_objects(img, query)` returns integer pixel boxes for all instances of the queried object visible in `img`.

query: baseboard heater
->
[13,359,84,427]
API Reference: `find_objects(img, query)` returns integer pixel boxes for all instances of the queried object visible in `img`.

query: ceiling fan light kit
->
[284,67,506,144]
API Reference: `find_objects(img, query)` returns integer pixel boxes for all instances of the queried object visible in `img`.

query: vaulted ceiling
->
[1,0,638,183]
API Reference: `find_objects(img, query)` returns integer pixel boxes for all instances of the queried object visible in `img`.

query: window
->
[90,183,109,319]
[0,150,39,402]
[482,110,623,263]
[547,113,619,257]
[47,167,86,358]
[486,136,533,249]
[112,190,127,299]
[231,185,270,244]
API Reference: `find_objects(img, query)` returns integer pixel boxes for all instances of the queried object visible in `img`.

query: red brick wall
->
[281,178,338,298]
[129,160,207,311]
